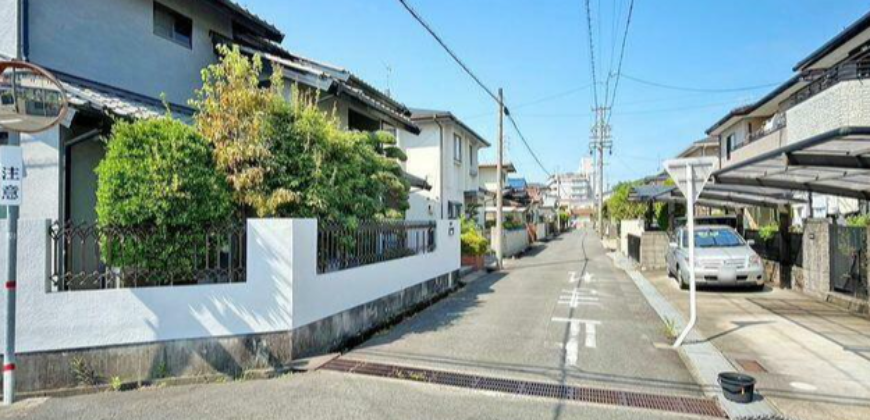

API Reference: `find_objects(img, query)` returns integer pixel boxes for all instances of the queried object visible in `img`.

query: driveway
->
[644,269,870,420]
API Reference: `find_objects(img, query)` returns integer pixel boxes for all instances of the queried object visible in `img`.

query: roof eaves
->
[705,75,800,135]
[207,0,284,43]
[793,10,870,71]
[410,109,491,147]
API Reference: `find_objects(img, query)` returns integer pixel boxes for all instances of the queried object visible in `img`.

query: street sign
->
[662,157,717,348]
[0,145,22,206]
[663,157,718,202]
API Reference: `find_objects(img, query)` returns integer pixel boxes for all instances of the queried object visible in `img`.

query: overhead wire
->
[620,73,782,93]
[396,0,555,180]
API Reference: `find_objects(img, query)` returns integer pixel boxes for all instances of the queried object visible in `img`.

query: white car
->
[665,225,765,290]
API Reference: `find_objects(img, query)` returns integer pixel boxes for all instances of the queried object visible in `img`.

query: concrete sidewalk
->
[640,267,870,420]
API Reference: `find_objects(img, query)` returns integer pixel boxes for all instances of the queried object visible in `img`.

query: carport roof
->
[630,183,804,209]
[713,126,870,200]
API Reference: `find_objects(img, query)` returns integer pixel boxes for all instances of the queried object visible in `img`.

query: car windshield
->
[695,229,744,248]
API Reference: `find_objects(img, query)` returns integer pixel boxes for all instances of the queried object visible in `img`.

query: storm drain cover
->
[321,358,727,418]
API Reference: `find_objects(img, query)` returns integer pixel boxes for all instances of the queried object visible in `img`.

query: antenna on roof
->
[382,61,393,98]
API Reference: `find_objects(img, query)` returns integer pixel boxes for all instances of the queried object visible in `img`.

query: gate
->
[830,224,868,298]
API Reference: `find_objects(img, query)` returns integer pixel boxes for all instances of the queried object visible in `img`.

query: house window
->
[348,109,380,132]
[725,133,736,159]
[447,201,463,220]
[153,2,193,49]
[454,134,462,163]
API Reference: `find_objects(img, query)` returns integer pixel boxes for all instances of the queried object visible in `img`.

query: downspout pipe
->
[434,117,445,219]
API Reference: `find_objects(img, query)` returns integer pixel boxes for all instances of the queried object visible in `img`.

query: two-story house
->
[0,0,424,232]
[708,10,870,223]
[401,108,490,223]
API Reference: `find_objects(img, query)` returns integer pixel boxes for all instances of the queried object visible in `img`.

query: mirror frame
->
[0,60,69,134]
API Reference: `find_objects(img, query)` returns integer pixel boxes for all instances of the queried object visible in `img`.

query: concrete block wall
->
[493,227,530,258]
[797,220,832,299]
[639,231,669,270]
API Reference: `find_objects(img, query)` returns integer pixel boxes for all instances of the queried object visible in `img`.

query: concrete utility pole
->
[495,88,505,269]
[589,106,612,237]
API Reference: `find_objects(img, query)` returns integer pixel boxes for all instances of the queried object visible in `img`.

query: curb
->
[609,252,781,420]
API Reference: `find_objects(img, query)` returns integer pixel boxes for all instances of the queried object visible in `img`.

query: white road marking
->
[558,289,600,308]
[552,317,602,365]
[561,289,597,296]
[585,322,597,348]
[568,271,578,283]
[582,272,593,283]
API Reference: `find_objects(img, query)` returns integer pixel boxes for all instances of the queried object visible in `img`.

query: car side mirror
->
[746,239,755,246]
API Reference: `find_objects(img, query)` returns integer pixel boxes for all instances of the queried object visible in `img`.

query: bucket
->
[718,372,756,403]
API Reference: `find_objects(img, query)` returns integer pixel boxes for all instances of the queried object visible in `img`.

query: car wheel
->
[677,267,688,290]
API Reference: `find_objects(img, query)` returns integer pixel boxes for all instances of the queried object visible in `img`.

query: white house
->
[402,109,490,222]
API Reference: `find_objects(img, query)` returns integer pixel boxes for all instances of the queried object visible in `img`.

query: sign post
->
[0,60,68,405]
[663,157,717,348]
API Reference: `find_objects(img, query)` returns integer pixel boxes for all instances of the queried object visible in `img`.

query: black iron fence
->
[830,224,868,298]
[744,230,804,268]
[50,221,246,291]
[317,220,436,274]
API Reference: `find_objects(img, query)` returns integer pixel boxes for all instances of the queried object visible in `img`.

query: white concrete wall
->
[493,227,529,258]
[28,0,235,105]
[21,127,61,221]
[619,219,644,254]
[0,0,18,58]
[786,80,870,144]
[0,219,459,354]
[535,222,547,240]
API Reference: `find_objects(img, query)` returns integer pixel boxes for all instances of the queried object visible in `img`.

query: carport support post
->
[779,205,792,287]
[673,163,696,348]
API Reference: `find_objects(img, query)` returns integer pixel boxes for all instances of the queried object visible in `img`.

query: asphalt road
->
[2,229,705,420]
[351,228,702,396]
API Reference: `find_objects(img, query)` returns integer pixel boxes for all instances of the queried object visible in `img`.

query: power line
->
[396,0,500,104]
[605,0,635,119]
[396,0,553,179]
[584,0,600,109]
[621,73,782,93]
[461,83,593,120]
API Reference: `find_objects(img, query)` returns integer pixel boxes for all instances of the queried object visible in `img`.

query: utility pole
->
[589,106,612,237]
[495,88,505,269]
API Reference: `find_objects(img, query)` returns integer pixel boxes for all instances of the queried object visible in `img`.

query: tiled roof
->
[58,73,193,120]
[207,0,283,42]
[225,35,419,134]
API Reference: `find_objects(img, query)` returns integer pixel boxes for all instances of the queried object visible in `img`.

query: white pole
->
[495,88,504,269]
[673,163,696,348]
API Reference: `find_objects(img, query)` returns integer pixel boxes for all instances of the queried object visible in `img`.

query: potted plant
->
[460,218,489,270]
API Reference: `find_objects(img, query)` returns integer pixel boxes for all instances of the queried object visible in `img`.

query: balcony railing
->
[782,61,870,110]
[746,113,787,144]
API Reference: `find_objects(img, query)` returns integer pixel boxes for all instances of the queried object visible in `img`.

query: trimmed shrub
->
[95,118,233,284]
[460,217,489,256]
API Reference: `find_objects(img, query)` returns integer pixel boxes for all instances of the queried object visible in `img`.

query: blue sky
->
[246,0,870,185]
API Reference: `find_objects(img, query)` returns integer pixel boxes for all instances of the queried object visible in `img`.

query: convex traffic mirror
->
[0,61,68,133]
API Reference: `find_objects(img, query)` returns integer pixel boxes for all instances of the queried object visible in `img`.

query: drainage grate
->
[321,359,727,418]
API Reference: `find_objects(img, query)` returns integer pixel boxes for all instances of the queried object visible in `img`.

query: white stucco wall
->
[0,0,18,58]
[28,0,234,105]
[20,127,61,221]
[403,120,442,220]
[492,227,529,258]
[0,219,459,354]
[786,80,870,144]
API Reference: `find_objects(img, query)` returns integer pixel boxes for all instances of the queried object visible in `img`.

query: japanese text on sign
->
[0,145,23,206]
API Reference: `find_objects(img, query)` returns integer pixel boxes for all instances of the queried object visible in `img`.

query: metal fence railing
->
[49,221,246,291]
[317,220,436,274]
[743,230,804,268]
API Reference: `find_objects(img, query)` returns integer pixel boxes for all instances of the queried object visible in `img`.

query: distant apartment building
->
[547,171,594,209]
